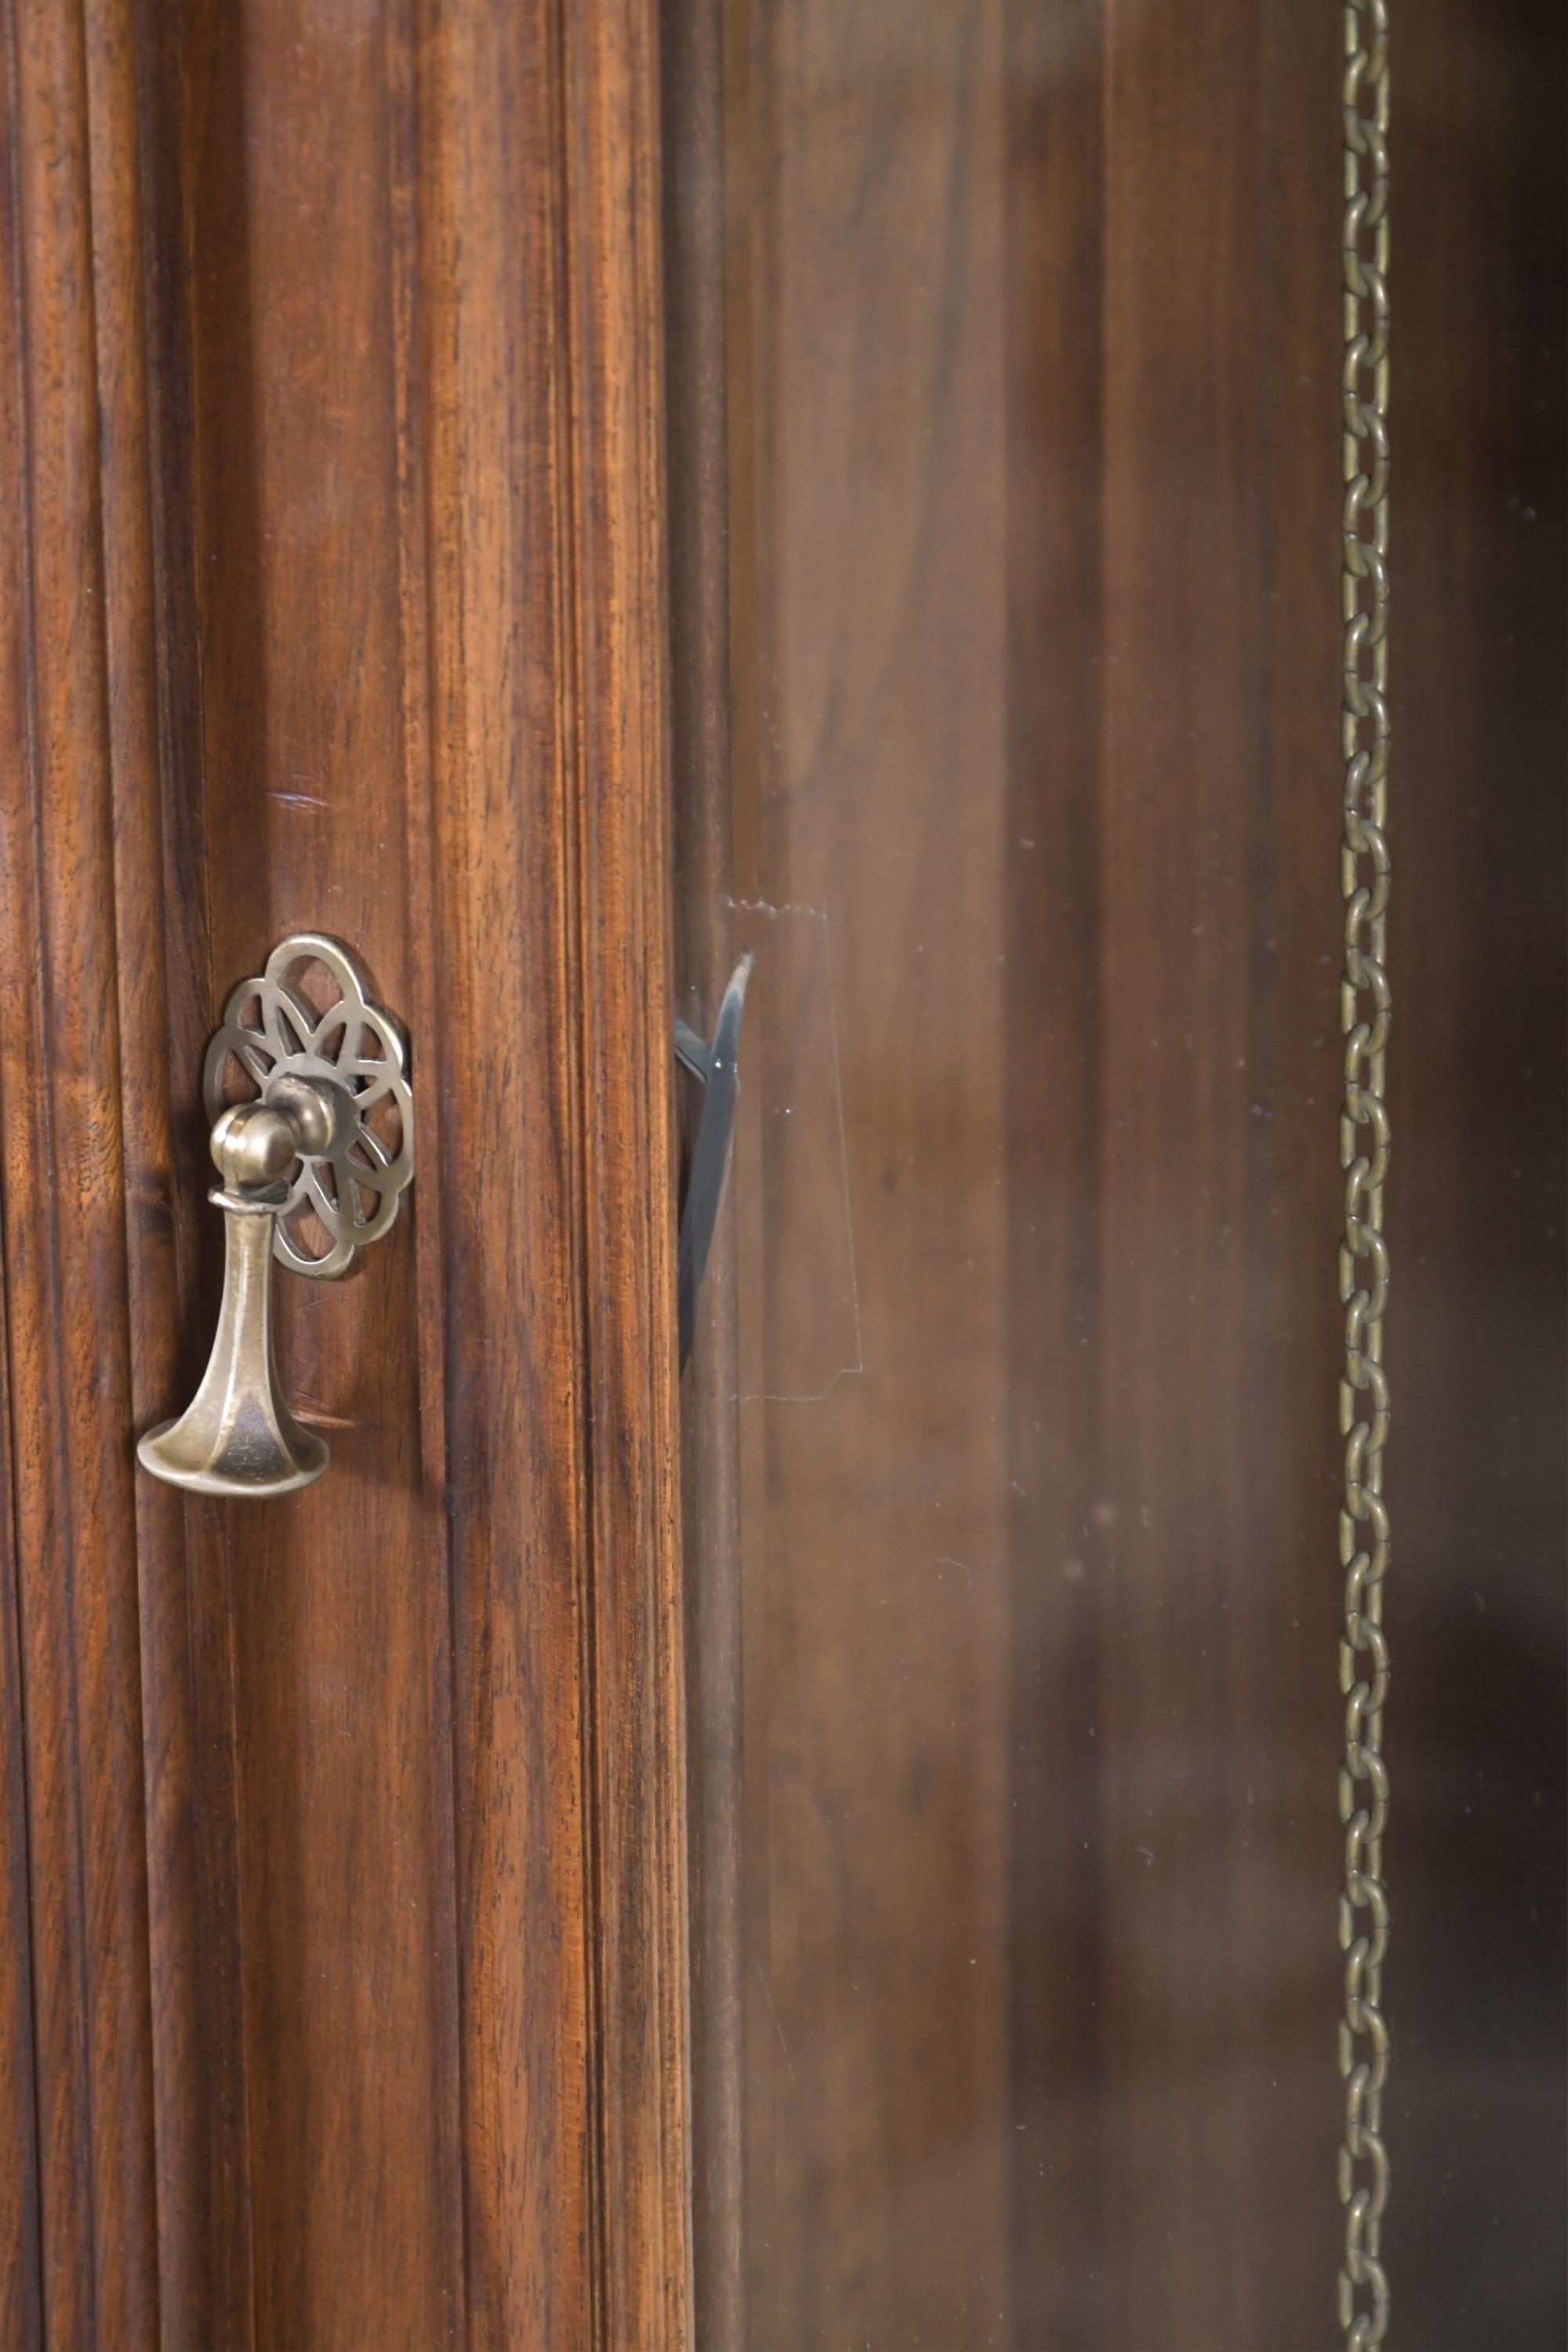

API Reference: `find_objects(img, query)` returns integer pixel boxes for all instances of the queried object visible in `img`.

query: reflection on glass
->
[697,2,1566,2345]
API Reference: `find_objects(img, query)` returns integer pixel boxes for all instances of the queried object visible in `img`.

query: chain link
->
[1338,3,1392,2343]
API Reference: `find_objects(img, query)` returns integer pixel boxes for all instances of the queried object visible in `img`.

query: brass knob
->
[137,935,413,1499]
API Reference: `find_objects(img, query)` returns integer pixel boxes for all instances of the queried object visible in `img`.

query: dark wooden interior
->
[669,0,1567,2344]
[1390,2,1566,2343]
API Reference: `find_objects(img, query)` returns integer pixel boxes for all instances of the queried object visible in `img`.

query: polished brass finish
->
[204,931,412,1279]
[137,936,414,1498]
[1338,7,1392,2344]
[136,1087,334,1495]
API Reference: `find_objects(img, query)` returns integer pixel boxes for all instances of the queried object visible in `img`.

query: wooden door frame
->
[0,0,690,2343]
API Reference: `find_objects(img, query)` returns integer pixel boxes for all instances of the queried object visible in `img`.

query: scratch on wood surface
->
[756,1962,797,2088]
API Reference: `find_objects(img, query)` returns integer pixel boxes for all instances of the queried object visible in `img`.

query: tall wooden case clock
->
[1,2,1563,2350]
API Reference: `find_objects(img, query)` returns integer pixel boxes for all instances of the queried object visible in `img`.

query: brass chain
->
[1338,2,1392,2343]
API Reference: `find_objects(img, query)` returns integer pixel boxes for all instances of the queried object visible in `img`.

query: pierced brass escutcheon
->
[136,934,413,1498]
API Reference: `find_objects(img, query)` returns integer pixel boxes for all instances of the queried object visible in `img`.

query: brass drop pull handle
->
[137,935,413,1497]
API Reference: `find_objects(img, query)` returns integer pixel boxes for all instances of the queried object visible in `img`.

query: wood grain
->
[0,5,170,2342]
[725,6,1014,2343]
[177,2,466,2336]
[558,0,693,2332]
[720,1,1345,2345]
[0,0,691,2342]
[1090,4,1343,2341]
